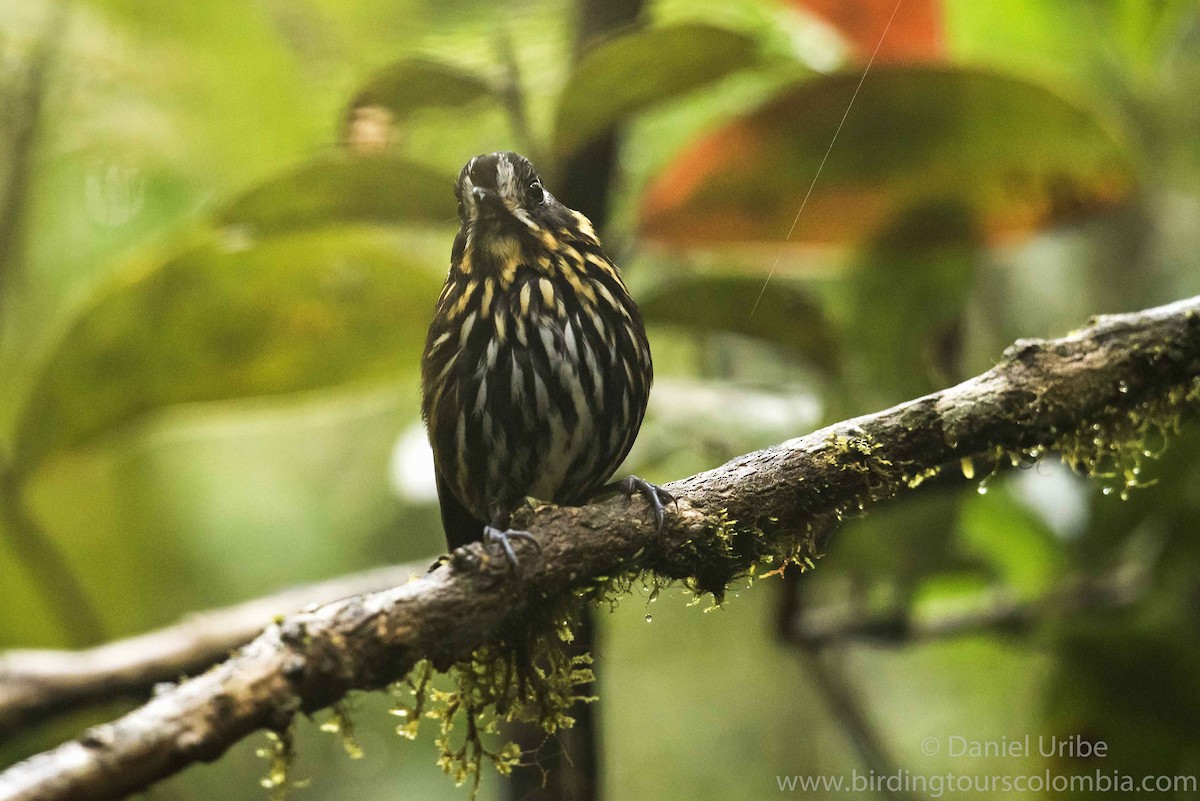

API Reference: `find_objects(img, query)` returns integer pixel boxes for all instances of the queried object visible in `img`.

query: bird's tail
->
[436,471,487,551]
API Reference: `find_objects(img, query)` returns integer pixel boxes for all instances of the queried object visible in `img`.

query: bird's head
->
[451,152,601,278]
[455,151,575,237]
[457,151,555,221]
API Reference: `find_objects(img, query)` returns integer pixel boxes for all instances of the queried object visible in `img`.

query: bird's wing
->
[435,469,487,550]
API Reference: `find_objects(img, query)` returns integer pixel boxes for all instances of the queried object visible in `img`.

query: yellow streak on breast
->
[519,283,532,316]
[448,280,477,319]
[538,278,555,309]
[570,211,597,242]
[480,278,495,318]
[494,310,507,343]
[564,266,597,305]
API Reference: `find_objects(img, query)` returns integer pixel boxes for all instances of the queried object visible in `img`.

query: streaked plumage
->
[421,151,668,560]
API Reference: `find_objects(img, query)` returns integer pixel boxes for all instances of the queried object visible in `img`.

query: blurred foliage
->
[638,66,1136,249]
[638,274,840,373]
[216,155,458,234]
[2,0,1200,799]
[550,23,762,158]
[344,57,498,129]
[17,229,440,470]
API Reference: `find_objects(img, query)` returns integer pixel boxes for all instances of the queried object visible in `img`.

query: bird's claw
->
[482,525,540,569]
[619,475,676,533]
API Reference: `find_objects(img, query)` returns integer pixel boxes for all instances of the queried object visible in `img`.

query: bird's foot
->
[481,525,540,569]
[619,475,677,533]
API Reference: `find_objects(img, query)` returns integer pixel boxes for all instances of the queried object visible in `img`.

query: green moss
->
[387,615,594,799]
[809,430,916,531]
[906,465,942,488]
[826,432,907,494]
[817,375,1200,507]
[318,701,364,760]
[256,727,304,801]
[1047,376,1200,498]
[651,506,814,601]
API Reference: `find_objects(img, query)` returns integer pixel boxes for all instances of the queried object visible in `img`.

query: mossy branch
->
[2,295,1199,801]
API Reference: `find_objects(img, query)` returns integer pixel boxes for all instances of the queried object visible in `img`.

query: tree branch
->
[492,30,544,169]
[0,562,427,739]
[797,648,924,801]
[0,0,69,304]
[0,465,107,648]
[786,566,1150,648]
[2,295,1199,801]
[0,2,106,650]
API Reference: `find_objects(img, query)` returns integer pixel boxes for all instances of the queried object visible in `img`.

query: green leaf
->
[841,205,980,405]
[13,228,442,470]
[958,485,1063,596]
[639,65,1137,250]
[345,57,496,121]
[215,154,457,236]
[639,274,838,373]
[948,0,1198,84]
[552,23,761,158]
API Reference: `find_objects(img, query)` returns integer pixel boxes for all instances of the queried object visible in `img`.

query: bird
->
[421,151,673,566]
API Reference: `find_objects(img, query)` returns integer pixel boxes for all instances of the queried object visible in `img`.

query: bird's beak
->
[471,186,506,216]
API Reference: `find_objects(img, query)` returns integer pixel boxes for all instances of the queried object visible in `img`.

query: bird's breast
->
[423,257,651,516]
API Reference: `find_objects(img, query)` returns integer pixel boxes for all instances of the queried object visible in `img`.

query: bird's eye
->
[525,181,546,205]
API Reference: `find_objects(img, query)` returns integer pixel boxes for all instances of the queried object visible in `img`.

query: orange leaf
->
[639,66,1136,255]
[793,0,944,62]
